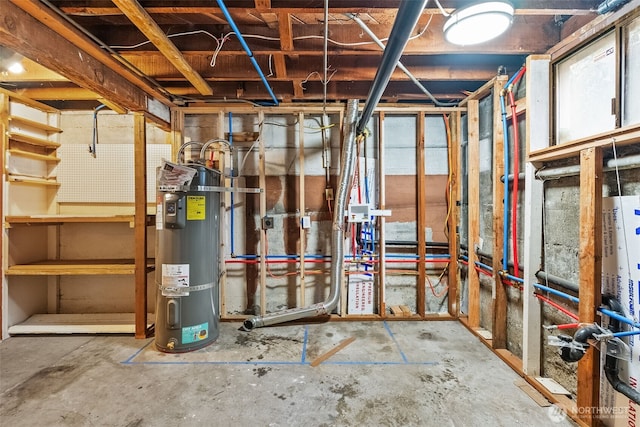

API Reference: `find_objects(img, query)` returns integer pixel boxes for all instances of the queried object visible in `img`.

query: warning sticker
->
[182,322,208,344]
[161,264,190,296]
[187,196,206,220]
[156,197,163,230]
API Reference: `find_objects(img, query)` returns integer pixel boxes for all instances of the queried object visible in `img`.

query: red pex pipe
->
[508,89,520,279]
[508,67,526,278]
[535,293,579,320]
[225,258,451,265]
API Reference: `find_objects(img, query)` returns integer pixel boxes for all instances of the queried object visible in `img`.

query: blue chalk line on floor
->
[122,322,438,366]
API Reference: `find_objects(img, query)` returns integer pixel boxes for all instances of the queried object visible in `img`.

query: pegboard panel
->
[57,144,171,203]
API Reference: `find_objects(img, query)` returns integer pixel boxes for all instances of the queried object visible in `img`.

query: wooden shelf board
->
[7,175,60,186]
[7,148,60,163]
[1,86,60,112]
[6,214,137,224]
[6,259,155,275]
[8,132,61,149]
[9,115,62,133]
[8,313,155,335]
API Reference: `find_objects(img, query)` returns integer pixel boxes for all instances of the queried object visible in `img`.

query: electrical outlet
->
[262,216,274,229]
[325,188,334,200]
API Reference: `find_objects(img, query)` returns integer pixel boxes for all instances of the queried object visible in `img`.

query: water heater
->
[155,164,221,352]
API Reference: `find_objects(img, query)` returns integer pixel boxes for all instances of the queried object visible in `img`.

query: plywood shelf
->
[6,259,155,275]
[7,148,60,163]
[7,175,59,186]
[8,313,155,335]
[7,132,61,149]
[5,214,155,227]
[6,214,134,224]
[9,115,62,133]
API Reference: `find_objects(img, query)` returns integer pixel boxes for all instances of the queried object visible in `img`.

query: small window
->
[555,31,617,144]
[623,16,640,126]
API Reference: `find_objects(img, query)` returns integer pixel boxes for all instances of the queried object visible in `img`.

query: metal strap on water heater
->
[158,281,216,294]
[158,184,262,194]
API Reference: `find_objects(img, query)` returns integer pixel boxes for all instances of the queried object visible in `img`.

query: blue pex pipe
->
[500,93,510,271]
[475,260,493,272]
[502,273,524,284]
[229,112,234,255]
[599,308,640,330]
[611,330,640,338]
[216,0,279,105]
[533,283,580,304]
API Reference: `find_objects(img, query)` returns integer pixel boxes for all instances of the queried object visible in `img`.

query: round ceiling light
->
[443,1,515,46]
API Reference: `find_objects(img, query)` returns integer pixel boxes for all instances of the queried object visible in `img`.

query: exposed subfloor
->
[0,320,575,426]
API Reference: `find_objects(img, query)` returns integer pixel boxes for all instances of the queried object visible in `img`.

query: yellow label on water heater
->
[186,196,206,220]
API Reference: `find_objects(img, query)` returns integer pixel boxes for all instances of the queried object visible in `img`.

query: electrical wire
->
[443,114,453,238]
[611,137,633,293]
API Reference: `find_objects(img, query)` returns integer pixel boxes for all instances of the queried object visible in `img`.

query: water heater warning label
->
[182,322,208,344]
[187,196,206,220]
[161,264,190,296]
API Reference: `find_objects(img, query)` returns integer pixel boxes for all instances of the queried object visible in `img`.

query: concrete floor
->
[0,320,575,426]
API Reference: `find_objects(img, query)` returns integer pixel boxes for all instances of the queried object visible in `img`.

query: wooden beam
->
[111,0,213,96]
[298,112,306,307]
[9,0,172,108]
[528,123,640,165]
[133,112,148,339]
[273,53,287,79]
[467,100,481,328]
[378,112,386,317]
[279,12,294,51]
[492,76,508,349]
[417,112,426,318]
[447,111,460,317]
[0,0,149,112]
[0,92,7,339]
[577,146,603,426]
[549,0,640,60]
[58,4,596,16]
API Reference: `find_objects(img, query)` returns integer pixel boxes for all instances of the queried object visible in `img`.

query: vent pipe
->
[356,0,429,134]
[242,99,358,330]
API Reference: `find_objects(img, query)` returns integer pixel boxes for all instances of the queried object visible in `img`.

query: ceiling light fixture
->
[443,1,514,46]
[7,61,24,74]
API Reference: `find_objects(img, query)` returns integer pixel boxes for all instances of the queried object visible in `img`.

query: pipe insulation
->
[347,11,457,108]
[241,99,360,331]
[356,0,429,135]
[536,153,640,180]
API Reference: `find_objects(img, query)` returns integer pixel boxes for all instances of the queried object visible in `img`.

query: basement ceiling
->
[0,0,601,109]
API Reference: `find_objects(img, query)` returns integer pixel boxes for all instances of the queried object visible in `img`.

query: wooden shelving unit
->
[1,90,154,339]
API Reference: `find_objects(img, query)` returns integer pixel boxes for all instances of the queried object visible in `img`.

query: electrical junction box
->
[301,216,311,229]
[262,216,274,229]
[347,203,370,223]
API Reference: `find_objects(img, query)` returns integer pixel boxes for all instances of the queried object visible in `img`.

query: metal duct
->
[242,99,359,331]
[347,12,457,107]
[356,0,429,134]
[597,0,631,14]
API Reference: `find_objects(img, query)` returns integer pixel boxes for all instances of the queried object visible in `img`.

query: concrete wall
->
[183,111,451,316]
